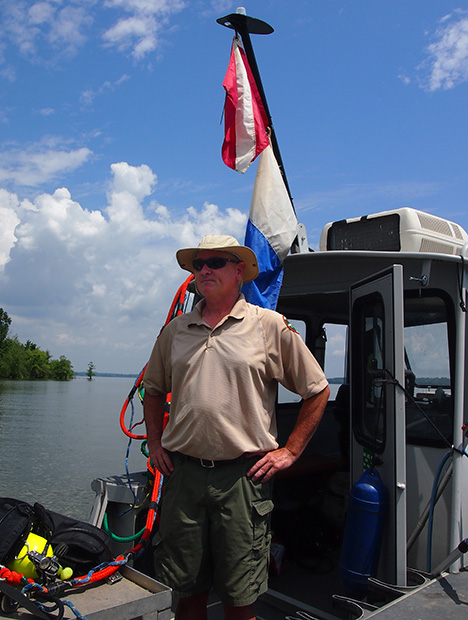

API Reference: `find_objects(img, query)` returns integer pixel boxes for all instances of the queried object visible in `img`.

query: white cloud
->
[0,189,21,269]
[103,16,157,58]
[0,0,186,68]
[37,107,55,116]
[420,12,468,91]
[0,139,92,187]
[47,5,93,54]
[103,0,186,59]
[110,161,157,199]
[0,162,247,373]
[0,1,93,61]
[28,2,55,26]
[104,1,186,16]
[0,66,16,82]
[80,74,130,105]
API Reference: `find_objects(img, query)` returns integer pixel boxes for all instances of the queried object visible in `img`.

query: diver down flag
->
[242,143,298,310]
[222,37,269,174]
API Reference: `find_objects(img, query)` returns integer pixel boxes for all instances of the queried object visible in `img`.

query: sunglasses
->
[192,257,240,271]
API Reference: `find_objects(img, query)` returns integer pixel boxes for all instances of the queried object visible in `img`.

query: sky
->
[1,0,468,375]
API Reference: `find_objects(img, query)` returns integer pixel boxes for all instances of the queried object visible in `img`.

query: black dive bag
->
[0,497,112,575]
[0,498,34,567]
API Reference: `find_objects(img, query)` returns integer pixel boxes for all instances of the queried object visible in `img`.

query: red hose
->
[119,274,193,440]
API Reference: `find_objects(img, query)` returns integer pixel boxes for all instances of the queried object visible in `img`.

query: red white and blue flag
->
[222,37,269,173]
[242,142,298,309]
[221,36,297,309]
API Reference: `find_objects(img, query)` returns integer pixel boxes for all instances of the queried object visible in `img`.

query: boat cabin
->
[275,207,468,594]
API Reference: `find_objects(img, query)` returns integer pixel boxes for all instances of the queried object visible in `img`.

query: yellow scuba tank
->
[8,532,73,580]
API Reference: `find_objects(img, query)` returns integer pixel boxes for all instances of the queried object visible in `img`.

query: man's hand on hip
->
[148,442,174,477]
[246,448,296,483]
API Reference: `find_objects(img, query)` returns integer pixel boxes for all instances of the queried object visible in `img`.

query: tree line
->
[0,308,74,381]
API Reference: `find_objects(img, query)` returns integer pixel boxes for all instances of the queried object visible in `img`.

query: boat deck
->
[369,570,468,619]
[203,569,468,620]
[2,568,467,620]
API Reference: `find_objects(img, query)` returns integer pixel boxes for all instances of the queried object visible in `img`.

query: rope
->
[21,583,65,620]
[71,556,127,588]
[0,566,33,585]
[126,471,161,558]
[62,599,88,620]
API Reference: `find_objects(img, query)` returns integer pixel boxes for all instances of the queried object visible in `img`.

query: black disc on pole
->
[217,13,274,35]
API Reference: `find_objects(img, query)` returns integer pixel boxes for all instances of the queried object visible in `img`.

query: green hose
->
[103,512,146,542]
[141,440,149,458]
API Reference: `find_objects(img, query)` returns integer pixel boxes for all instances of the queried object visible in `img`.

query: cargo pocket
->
[252,499,274,554]
[247,499,274,599]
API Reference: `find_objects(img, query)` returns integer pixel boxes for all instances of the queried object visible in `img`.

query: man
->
[144,235,329,620]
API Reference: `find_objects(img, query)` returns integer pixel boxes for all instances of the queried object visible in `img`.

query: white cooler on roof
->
[319,207,468,255]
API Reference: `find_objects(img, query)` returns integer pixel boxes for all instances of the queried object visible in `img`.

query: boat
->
[88,204,468,620]
[3,9,468,620]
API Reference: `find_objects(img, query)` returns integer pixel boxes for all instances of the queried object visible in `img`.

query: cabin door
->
[350,265,407,587]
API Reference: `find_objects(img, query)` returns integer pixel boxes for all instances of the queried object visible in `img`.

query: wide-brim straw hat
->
[176,235,259,283]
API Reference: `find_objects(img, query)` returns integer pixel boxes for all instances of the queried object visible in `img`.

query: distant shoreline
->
[74,372,138,379]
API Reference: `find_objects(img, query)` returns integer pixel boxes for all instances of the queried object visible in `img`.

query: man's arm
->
[143,392,174,476]
[247,385,330,483]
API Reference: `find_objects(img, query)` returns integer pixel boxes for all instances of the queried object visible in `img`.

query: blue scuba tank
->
[339,467,387,593]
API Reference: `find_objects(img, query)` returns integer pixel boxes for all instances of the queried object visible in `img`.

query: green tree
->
[0,308,75,381]
[0,308,12,346]
[86,361,96,380]
[0,336,28,379]
[25,348,51,379]
[50,355,74,381]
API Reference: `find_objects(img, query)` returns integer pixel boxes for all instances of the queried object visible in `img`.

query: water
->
[0,378,340,523]
[0,376,147,521]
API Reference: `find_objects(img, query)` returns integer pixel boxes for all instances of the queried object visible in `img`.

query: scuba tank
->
[8,532,73,581]
[339,467,387,594]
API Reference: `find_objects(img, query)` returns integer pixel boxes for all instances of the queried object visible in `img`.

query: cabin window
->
[323,323,347,401]
[278,318,306,404]
[404,293,453,447]
[351,293,386,453]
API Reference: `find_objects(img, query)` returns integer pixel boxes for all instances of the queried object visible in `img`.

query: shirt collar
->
[188,293,248,326]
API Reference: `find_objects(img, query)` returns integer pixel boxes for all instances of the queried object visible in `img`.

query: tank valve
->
[28,550,73,581]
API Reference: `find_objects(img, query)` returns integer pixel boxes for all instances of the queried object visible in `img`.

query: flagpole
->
[217,9,294,211]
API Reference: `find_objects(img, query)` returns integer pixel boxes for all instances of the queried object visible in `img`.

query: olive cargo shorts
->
[154,453,274,606]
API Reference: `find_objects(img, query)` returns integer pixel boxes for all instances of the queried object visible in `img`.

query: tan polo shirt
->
[144,295,328,460]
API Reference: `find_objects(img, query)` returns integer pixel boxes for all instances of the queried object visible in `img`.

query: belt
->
[174,452,242,468]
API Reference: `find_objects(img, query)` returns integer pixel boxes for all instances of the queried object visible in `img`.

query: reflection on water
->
[0,376,146,521]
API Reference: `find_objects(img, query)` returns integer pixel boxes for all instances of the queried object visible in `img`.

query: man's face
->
[193,250,245,300]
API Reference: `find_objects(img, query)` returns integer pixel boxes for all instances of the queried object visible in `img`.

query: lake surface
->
[0,376,146,521]
[0,378,340,523]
